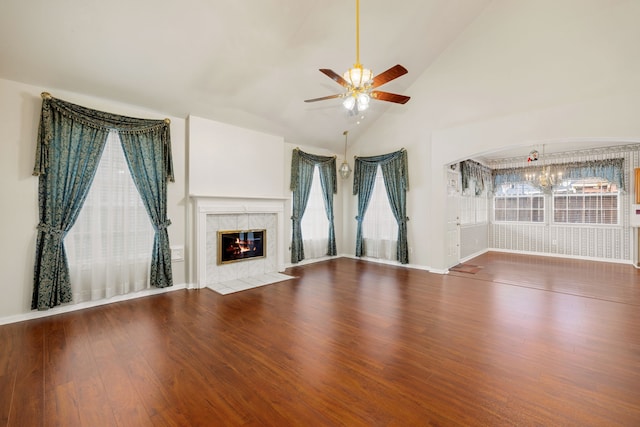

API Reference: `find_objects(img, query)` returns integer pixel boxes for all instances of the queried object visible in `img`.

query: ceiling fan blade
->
[320,69,350,87]
[371,64,408,88]
[371,90,411,104]
[304,93,344,103]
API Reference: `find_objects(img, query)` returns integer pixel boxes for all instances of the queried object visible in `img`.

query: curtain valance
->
[33,95,174,182]
[492,158,625,191]
[461,160,492,194]
[353,149,409,195]
[290,148,337,193]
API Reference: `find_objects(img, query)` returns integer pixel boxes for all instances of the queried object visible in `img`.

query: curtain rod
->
[40,91,171,124]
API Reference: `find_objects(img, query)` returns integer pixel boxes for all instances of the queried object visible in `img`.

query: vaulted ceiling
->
[0,0,491,153]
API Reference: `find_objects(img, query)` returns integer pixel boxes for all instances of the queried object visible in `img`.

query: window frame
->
[493,193,545,224]
[552,187,620,226]
[460,180,489,226]
[361,165,399,260]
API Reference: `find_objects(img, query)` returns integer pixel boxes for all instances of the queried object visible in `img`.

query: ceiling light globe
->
[357,93,370,111]
[344,67,373,88]
[339,161,352,179]
[343,96,356,110]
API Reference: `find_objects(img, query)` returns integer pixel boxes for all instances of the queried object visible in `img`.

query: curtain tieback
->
[291,215,298,220]
[156,219,172,230]
[37,223,64,239]
[355,216,362,222]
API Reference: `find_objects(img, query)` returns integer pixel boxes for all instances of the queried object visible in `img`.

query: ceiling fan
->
[304,0,410,113]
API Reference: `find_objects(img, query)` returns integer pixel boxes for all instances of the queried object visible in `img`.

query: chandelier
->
[525,145,562,191]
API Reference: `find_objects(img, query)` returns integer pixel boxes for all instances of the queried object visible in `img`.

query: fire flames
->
[233,238,256,254]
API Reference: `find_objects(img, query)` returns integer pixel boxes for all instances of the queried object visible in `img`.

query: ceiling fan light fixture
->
[343,66,373,89]
[304,0,410,108]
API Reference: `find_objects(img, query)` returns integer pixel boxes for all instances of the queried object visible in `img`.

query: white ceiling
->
[0,0,491,153]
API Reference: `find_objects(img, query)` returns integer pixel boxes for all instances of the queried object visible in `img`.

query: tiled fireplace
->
[192,196,288,292]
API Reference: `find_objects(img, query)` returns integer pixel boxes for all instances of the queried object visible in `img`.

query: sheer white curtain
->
[65,131,155,303]
[300,166,330,259]
[362,166,398,260]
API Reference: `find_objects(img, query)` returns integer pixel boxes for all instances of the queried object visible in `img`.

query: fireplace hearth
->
[218,229,265,264]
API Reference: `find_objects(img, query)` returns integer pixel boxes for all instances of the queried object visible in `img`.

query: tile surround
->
[193,195,288,293]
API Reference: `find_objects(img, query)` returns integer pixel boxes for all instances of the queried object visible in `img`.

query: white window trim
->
[551,191,621,227]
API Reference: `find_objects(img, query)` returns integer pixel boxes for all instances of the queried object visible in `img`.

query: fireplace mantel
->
[191,195,288,289]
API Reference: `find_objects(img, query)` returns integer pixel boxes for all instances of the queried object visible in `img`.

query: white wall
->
[188,115,285,198]
[461,225,489,260]
[348,0,640,271]
[0,78,187,322]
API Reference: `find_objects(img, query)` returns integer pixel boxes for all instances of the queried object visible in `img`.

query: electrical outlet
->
[171,246,184,261]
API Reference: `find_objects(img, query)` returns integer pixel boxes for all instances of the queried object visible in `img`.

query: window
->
[300,166,329,259]
[64,131,155,302]
[553,178,618,225]
[362,166,398,259]
[493,182,544,223]
[460,180,488,225]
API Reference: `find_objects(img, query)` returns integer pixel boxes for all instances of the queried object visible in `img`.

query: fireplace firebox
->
[217,229,265,264]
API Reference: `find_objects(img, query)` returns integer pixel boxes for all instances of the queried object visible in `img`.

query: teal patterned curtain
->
[353,149,409,264]
[493,158,625,191]
[290,148,337,263]
[352,160,377,258]
[461,160,492,195]
[32,95,174,310]
[120,131,173,289]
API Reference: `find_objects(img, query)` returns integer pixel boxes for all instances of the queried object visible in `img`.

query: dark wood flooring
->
[1,253,639,426]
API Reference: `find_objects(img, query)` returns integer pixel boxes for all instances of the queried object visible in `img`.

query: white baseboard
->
[488,248,633,265]
[284,254,340,269]
[339,253,433,273]
[428,267,450,275]
[0,283,188,326]
[286,253,436,273]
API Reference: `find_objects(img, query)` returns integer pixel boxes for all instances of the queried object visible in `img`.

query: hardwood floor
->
[1,253,639,426]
